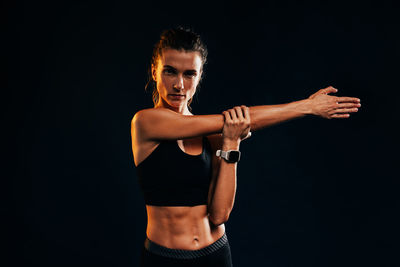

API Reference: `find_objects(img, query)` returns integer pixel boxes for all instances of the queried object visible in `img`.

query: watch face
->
[228,151,240,162]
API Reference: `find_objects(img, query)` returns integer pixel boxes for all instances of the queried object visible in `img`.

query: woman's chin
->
[168,100,185,107]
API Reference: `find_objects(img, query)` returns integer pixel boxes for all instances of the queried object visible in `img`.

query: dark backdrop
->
[5,1,399,266]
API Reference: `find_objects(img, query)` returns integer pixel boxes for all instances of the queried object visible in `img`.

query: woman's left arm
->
[207,106,251,226]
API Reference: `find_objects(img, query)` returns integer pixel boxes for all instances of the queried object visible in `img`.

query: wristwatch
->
[216,150,241,163]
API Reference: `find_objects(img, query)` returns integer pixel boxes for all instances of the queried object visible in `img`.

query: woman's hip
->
[140,231,233,267]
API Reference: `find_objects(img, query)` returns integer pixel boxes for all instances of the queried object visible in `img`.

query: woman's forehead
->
[158,48,202,70]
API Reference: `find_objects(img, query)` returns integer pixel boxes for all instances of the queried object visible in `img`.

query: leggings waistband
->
[144,232,228,259]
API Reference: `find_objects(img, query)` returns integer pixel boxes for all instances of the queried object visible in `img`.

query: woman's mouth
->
[169,94,185,100]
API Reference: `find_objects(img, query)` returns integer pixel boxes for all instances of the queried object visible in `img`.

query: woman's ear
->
[151,64,157,82]
[198,68,204,82]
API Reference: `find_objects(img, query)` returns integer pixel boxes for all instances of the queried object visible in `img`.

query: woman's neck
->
[155,99,192,115]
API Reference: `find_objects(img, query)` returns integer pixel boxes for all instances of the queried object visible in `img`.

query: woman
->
[131,27,361,266]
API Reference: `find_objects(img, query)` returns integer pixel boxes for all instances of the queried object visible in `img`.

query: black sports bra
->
[135,136,213,206]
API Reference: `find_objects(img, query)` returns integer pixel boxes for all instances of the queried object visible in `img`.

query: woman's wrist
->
[222,139,240,150]
[294,99,314,116]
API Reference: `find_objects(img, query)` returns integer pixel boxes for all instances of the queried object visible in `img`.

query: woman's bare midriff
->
[145,204,225,250]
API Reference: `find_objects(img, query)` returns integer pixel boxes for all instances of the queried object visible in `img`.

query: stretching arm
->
[249,99,310,131]
[132,86,361,142]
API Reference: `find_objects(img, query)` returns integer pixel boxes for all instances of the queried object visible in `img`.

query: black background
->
[5,0,400,266]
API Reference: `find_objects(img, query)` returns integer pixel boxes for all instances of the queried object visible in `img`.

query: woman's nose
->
[173,75,184,90]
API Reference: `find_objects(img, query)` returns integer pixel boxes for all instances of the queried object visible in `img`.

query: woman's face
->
[152,48,203,111]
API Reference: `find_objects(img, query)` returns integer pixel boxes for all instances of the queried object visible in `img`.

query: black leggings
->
[139,232,233,267]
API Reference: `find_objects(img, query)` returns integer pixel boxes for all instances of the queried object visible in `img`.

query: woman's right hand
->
[222,105,251,145]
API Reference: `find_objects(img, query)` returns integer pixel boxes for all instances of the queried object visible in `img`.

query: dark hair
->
[145,26,208,111]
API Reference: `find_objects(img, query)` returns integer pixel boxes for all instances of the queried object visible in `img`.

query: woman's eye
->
[185,72,196,77]
[163,69,174,74]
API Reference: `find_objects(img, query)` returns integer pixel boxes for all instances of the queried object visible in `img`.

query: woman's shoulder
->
[132,107,179,124]
[133,107,164,118]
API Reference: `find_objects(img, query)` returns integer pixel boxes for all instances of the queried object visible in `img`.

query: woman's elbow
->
[208,213,230,226]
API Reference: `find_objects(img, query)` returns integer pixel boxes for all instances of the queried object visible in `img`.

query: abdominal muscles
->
[145,204,225,250]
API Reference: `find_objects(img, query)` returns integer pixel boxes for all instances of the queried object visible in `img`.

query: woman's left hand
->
[222,105,251,143]
[308,86,361,119]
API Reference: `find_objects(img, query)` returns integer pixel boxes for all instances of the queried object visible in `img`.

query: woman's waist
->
[144,230,229,259]
[146,216,225,250]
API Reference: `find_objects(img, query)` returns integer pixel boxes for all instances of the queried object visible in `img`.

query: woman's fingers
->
[239,105,251,140]
[337,96,361,103]
[335,108,359,114]
[323,86,338,95]
[229,109,238,122]
[334,102,361,114]
[336,102,362,109]
[331,114,350,118]
[223,111,232,123]
[241,105,251,128]
[242,105,250,123]
[234,106,244,121]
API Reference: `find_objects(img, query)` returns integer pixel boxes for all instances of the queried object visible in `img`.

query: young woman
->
[131,27,361,267]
